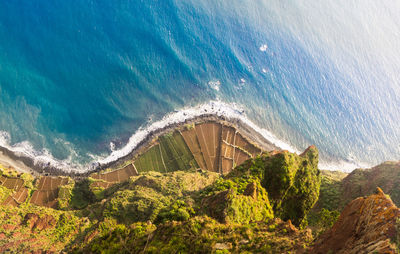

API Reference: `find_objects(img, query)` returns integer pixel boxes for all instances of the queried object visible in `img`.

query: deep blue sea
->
[1,1,400,172]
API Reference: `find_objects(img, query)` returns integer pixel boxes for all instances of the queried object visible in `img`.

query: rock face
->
[231,145,321,227]
[311,187,400,254]
[23,213,56,231]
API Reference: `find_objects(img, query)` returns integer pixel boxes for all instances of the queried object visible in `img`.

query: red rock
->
[23,213,56,232]
[311,187,400,254]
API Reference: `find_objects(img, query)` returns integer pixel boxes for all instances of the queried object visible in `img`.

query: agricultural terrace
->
[0,175,29,206]
[30,176,69,208]
[0,121,264,210]
[134,131,198,173]
[89,163,138,189]
[135,122,263,175]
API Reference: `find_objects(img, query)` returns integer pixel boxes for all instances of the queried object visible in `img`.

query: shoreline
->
[101,114,280,172]
[0,100,374,176]
[0,114,281,178]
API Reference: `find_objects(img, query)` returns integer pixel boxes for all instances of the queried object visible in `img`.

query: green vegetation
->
[201,178,274,224]
[70,179,96,210]
[0,143,323,253]
[101,170,218,225]
[0,203,89,253]
[58,178,75,210]
[305,170,345,236]
[134,131,198,173]
[20,173,35,189]
[341,162,400,207]
[0,185,12,203]
[315,170,347,211]
[230,147,321,227]
[83,216,313,254]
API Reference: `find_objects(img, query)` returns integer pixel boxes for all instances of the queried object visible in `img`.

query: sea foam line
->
[97,100,300,167]
[0,100,366,173]
[0,131,84,173]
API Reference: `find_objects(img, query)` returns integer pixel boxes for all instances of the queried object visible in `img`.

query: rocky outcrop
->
[23,213,56,231]
[202,180,274,224]
[311,187,400,254]
[231,145,321,227]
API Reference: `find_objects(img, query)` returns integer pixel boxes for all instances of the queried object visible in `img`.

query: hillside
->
[1,120,400,253]
[314,161,400,213]
[0,136,320,253]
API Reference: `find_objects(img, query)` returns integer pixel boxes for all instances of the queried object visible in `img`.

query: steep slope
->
[0,145,321,253]
[311,187,400,253]
[314,161,400,215]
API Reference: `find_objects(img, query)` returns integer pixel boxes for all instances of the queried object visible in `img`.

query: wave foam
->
[0,130,86,173]
[0,100,368,173]
[97,100,300,168]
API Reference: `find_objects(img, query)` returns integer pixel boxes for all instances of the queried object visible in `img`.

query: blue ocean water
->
[0,1,399,172]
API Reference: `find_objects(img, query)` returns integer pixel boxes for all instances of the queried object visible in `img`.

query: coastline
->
[101,114,280,172]
[0,113,281,177]
[0,101,373,176]
[0,148,37,175]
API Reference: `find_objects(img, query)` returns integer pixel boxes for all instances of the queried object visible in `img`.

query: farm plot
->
[0,176,24,191]
[221,157,234,174]
[222,126,236,144]
[2,186,29,206]
[1,175,29,206]
[134,144,166,173]
[116,164,138,181]
[31,190,58,208]
[90,163,138,190]
[195,123,222,172]
[158,131,198,172]
[180,128,207,170]
[218,126,262,173]
[135,131,198,173]
[90,181,114,189]
[234,149,251,168]
[30,176,69,208]
[220,143,234,159]
[233,132,261,157]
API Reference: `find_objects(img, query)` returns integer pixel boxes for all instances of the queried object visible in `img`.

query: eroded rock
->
[311,187,400,254]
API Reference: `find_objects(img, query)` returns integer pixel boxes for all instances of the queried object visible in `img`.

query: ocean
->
[0,1,399,173]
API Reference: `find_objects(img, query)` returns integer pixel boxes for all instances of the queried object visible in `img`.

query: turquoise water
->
[0,1,399,172]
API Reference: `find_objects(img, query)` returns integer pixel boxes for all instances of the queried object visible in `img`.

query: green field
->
[134,131,198,173]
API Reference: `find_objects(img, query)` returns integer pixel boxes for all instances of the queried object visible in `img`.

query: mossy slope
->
[0,146,322,253]
[228,146,321,227]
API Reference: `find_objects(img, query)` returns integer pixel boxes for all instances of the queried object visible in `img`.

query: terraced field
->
[0,175,29,206]
[1,121,263,209]
[0,175,24,190]
[180,122,261,174]
[134,131,198,173]
[90,163,138,189]
[30,176,69,208]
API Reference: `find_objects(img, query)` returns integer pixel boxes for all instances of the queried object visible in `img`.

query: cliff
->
[311,187,400,253]
[1,120,400,253]
[0,144,320,253]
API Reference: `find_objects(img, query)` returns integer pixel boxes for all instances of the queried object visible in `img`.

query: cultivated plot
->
[195,123,222,172]
[134,131,198,173]
[1,175,29,206]
[30,176,69,208]
[180,128,207,170]
[90,163,139,190]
